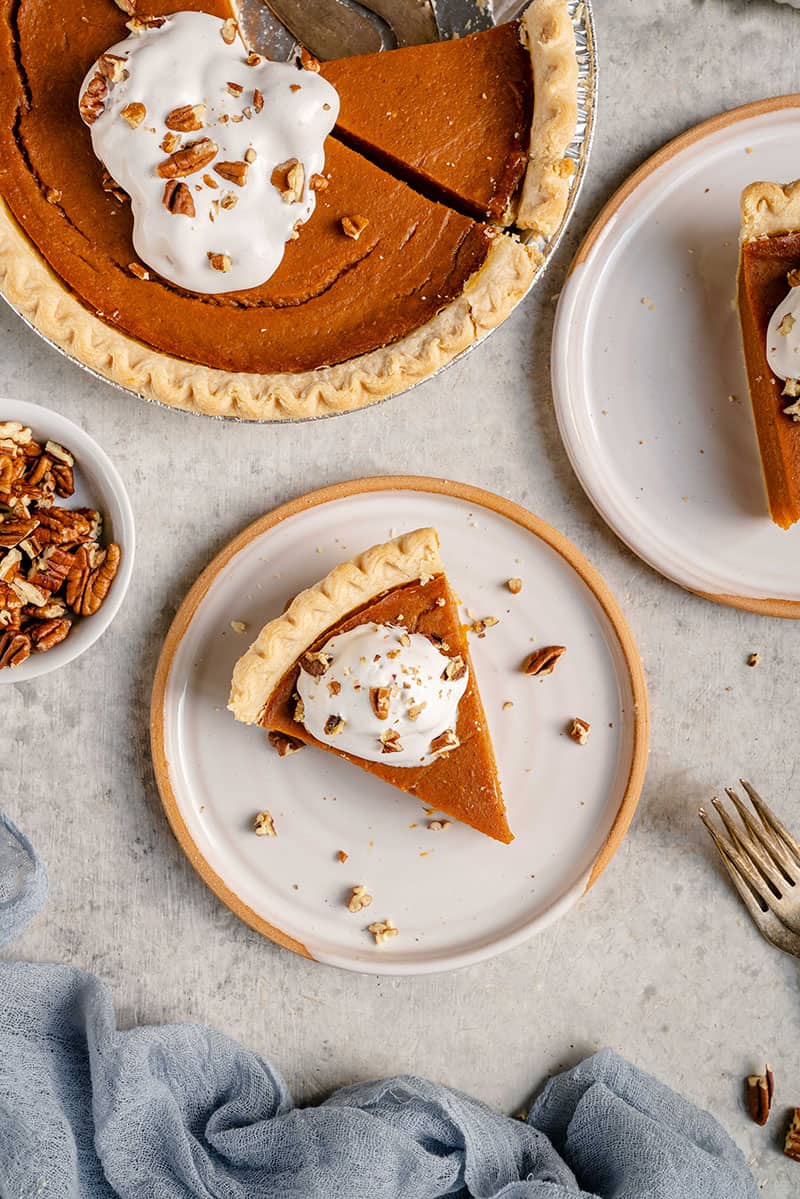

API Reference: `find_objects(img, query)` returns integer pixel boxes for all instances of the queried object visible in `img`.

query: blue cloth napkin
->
[0,809,757,1198]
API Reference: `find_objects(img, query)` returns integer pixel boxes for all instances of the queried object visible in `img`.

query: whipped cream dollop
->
[79,12,339,294]
[767,278,800,408]
[296,622,469,768]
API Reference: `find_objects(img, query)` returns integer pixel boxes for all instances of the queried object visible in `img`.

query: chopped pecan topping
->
[442,655,466,682]
[245,53,262,66]
[125,15,165,34]
[221,18,239,44]
[157,138,218,179]
[267,730,305,757]
[160,132,180,154]
[226,81,244,96]
[79,72,108,125]
[207,252,231,274]
[370,686,392,720]
[120,102,147,128]
[430,728,459,756]
[300,649,333,677]
[324,714,345,736]
[310,173,329,192]
[163,180,196,218]
[165,103,206,132]
[300,48,321,72]
[214,160,249,187]
[271,159,305,204]
[522,645,566,677]
[253,88,264,113]
[341,214,369,240]
[98,53,128,84]
[380,728,402,753]
[407,702,426,722]
[129,262,150,281]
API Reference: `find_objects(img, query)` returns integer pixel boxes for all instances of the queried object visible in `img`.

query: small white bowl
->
[0,398,135,682]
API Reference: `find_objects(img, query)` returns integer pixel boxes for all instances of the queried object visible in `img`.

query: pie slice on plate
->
[0,0,579,421]
[738,180,800,529]
[229,528,511,842]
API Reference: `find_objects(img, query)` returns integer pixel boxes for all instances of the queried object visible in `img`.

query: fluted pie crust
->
[0,0,578,420]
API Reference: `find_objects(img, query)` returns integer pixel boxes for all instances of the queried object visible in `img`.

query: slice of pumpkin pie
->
[229,528,511,842]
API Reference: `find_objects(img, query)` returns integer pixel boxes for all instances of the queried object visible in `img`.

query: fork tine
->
[740,779,800,864]
[700,807,768,921]
[705,805,772,906]
[723,788,795,889]
[709,796,785,894]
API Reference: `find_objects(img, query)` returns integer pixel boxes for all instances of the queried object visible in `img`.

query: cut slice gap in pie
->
[0,0,579,419]
[229,528,511,843]
[739,180,800,529]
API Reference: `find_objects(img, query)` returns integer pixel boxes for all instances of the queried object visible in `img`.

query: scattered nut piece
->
[747,652,760,667]
[79,72,108,125]
[45,187,63,206]
[337,849,348,863]
[380,728,402,754]
[568,717,590,745]
[430,729,459,755]
[778,313,796,337]
[226,81,244,96]
[746,1066,774,1126]
[442,655,466,682]
[161,132,181,154]
[98,52,128,84]
[324,715,345,736]
[207,252,231,274]
[253,809,277,837]
[230,620,247,633]
[522,645,566,677]
[367,919,398,946]
[407,702,426,722]
[506,577,523,594]
[502,701,514,711]
[469,616,499,638]
[300,47,321,72]
[347,884,373,913]
[165,103,206,132]
[370,686,392,720]
[214,160,249,187]
[310,172,329,191]
[785,1108,800,1161]
[267,730,305,757]
[129,262,150,281]
[244,147,257,164]
[158,138,218,179]
[300,650,333,677]
[428,819,451,831]
[220,17,238,44]
[293,696,305,724]
[341,214,369,240]
[253,88,264,112]
[162,180,196,218]
[120,102,147,128]
[788,268,800,288]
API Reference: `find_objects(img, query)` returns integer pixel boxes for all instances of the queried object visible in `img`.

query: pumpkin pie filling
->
[0,0,579,417]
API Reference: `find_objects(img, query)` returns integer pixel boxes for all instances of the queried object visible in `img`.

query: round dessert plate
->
[553,95,800,616]
[0,398,135,683]
[151,477,648,975]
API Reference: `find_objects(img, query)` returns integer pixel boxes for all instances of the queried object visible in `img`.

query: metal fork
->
[699,780,800,959]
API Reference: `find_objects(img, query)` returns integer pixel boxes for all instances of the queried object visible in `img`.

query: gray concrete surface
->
[3,0,800,1191]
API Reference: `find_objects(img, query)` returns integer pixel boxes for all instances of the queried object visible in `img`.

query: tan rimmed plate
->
[150,477,648,974]
[553,95,800,618]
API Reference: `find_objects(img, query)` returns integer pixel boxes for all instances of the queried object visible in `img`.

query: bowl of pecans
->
[0,399,134,682]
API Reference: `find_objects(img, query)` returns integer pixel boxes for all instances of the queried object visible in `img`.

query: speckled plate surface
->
[151,477,648,975]
[553,96,800,617]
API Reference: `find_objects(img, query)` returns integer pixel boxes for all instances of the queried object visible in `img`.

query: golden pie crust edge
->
[740,180,800,242]
[228,527,443,725]
[0,0,578,421]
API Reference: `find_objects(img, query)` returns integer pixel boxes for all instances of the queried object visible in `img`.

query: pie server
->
[238,0,493,59]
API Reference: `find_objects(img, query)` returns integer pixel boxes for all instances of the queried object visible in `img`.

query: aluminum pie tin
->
[1,0,596,424]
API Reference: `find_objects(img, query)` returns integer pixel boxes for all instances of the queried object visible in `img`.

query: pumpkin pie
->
[738,180,800,529]
[0,0,579,420]
[228,528,511,843]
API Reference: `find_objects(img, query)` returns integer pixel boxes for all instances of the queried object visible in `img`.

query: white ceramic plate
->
[0,398,135,682]
[151,478,648,975]
[553,96,800,616]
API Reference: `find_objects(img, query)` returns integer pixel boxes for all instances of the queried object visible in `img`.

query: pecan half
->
[522,645,566,677]
[746,1067,774,1126]
[29,617,71,652]
[163,180,196,218]
[79,72,108,125]
[29,546,75,593]
[74,544,121,616]
[51,463,75,497]
[0,515,39,548]
[214,160,249,187]
[0,630,30,668]
[0,580,22,630]
[165,103,206,132]
[786,1108,800,1161]
[37,507,91,547]
[157,138,218,179]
